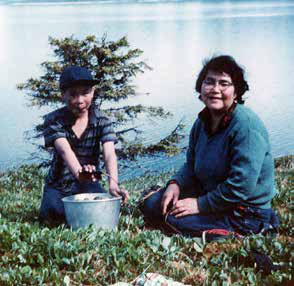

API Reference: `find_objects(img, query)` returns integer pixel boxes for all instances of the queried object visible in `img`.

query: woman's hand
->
[109,182,129,204]
[161,183,180,215]
[169,198,199,218]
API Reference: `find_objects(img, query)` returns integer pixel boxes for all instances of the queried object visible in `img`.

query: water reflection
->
[0,1,293,171]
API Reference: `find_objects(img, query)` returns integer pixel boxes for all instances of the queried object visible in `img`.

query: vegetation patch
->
[0,156,293,285]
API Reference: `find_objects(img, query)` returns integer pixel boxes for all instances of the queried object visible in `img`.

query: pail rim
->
[62,193,122,203]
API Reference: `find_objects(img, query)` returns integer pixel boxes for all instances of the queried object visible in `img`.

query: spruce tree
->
[17,35,184,169]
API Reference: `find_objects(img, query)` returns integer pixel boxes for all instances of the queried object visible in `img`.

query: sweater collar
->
[198,102,237,135]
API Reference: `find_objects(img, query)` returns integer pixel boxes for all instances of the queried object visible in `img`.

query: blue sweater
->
[172,104,276,214]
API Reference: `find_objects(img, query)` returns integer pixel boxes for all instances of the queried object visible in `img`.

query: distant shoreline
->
[1,0,294,7]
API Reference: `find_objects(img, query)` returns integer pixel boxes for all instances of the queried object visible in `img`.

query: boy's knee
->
[39,204,65,223]
[39,192,65,223]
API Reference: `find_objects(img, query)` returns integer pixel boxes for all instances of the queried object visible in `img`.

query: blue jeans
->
[39,181,106,223]
[141,188,278,237]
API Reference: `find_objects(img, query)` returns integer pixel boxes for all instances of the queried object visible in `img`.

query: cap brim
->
[60,79,99,90]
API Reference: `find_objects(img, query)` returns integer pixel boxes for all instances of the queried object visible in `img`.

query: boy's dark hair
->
[195,55,249,104]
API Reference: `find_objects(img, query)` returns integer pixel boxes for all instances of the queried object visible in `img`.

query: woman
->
[140,55,279,238]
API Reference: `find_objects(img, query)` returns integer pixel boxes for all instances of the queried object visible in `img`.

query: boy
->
[39,66,129,224]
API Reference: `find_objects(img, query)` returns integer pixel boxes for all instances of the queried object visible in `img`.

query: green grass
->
[0,156,293,286]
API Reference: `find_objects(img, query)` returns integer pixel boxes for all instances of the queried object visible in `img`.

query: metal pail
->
[62,193,121,230]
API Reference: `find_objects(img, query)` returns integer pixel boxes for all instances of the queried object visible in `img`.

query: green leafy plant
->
[0,156,293,285]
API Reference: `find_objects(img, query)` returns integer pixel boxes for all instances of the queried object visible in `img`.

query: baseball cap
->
[59,66,99,90]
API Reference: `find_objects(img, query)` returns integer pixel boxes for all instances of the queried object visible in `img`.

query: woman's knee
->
[166,213,232,234]
[141,189,164,217]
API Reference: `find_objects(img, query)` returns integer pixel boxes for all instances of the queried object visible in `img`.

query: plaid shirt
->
[44,105,117,191]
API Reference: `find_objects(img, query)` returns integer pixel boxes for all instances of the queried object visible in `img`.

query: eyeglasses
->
[202,78,233,90]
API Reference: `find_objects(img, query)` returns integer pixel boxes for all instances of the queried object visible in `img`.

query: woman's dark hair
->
[195,55,249,104]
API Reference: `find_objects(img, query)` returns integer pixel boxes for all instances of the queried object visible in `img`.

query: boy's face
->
[62,85,95,117]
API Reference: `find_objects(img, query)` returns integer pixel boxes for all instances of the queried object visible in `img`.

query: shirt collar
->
[198,102,237,135]
[63,104,98,126]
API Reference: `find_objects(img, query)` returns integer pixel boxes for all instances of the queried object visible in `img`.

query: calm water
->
[0,0,294,176]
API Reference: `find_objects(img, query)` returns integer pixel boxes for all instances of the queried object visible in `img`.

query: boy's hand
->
[109,183,129,204]
[76,165,99,182]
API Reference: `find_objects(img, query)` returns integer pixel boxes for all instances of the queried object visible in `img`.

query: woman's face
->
[200,70,237,113]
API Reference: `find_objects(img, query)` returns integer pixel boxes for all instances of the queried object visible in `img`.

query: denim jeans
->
[141,188,279,237]
[39,181,106,223]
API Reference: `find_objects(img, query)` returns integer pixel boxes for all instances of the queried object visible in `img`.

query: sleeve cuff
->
[101,137,118,144]
[171,175,186,190]
[197,195,212,214]
[166,179,179,189]
[44,134,66,149]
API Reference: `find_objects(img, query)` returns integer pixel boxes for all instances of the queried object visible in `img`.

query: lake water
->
[0,0,294,177]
